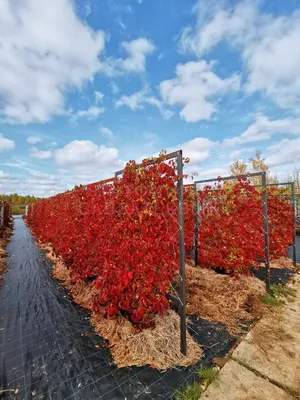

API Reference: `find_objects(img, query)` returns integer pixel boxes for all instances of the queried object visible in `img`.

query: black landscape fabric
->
[1,216,279,399]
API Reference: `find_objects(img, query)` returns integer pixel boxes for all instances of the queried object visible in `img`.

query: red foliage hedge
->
[266,187,295,259]
[27,157,181,326]
[27,164,295,324]
[184,179,295,274]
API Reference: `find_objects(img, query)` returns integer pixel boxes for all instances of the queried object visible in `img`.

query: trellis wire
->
[193,172,271,293]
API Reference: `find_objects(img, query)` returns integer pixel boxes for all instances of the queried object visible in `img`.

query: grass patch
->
[173,366,219,399]
[262,283,296,306]
[173,382,202,400]
[262,294,281,306]
[270,283,296,299]
[197,366,218,384]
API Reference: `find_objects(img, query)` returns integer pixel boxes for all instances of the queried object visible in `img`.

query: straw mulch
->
[180,264,266,336]
[41,244,201,370]
[0,225,13,286]
[269,257,295,269]
[91,310,201,370]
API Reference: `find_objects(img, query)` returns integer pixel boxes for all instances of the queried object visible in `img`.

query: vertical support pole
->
[291,183,297,266]
[194,183,199,267]
[262,172,271,293]
[177,150,186,355]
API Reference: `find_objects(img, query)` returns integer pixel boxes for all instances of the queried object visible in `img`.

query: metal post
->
[262,172,271,293]
[177,150,186,355]
[291,183,297,266]
[194,183,199,267]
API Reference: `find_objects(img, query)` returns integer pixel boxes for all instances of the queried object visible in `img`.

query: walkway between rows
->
[0,217,174,399]
[203,273,300,400]
[0,217,234,400]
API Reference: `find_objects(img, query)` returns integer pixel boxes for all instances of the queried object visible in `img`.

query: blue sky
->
[1,0,300,196]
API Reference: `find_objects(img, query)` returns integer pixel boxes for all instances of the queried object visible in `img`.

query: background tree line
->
[0,194,41,215]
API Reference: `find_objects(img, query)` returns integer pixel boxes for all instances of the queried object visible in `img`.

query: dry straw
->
[42,244,201,370]
[178,262,266,335]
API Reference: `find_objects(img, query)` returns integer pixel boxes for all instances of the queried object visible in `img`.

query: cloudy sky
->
[1,0,300,196]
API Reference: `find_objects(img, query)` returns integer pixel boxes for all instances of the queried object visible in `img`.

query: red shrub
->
[184,179,295,274]
[195,179,265,274]
[183,186,195,256]
[266,188,295,259]
[27,157,180,326]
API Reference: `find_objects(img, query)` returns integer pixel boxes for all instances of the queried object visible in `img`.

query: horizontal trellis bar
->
[194,171,263,185]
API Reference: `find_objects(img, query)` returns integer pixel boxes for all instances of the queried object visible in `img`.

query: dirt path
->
[202,273,300,400]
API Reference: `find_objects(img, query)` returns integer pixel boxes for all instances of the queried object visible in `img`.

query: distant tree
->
[0,193,41,215]
[230,150,278,186]
[230,160,248,176]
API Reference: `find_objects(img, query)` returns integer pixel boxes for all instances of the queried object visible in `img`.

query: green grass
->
[262,283,296,307]
[197,366,218,384]
[11,205,26,215]
[262,294,281,306]
[270,283,296,298]
[173,383,202,400]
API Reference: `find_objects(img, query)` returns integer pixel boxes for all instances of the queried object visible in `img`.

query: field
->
[1,154,299,399]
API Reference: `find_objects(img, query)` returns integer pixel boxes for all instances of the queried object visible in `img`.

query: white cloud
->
[179,0,256,57]
[54,140,123,183]
[71,106,104,122]
[30,147,53,160]
[100,127,114,139]
[27,136,42,144]
[160,61,240,122]
[245,11,300,109]
[224,115,300,146]
[95,91,104,103]
[169,137,214,164]
[116,88,173,119]
[194,166,229,179]
[229,148,254,160]
[266,138,300,167]
[0,0,105,124]
[122,38,155,72]
[0,134,15,151]
[100,38,155,75]
[0,170,69,197]
[179,0,300,111]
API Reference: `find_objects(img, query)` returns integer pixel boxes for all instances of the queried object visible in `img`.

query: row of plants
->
[184,179,295,274]
[26,156,182,327]
[26,162,295,327]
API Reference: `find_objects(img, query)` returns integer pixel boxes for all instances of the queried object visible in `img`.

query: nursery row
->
[184,179,295,274]
[0,199,11,232]
[26,157,181,327]
[26,158,295,326]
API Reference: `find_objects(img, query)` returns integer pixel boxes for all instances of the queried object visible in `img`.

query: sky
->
[1,0,300,197]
